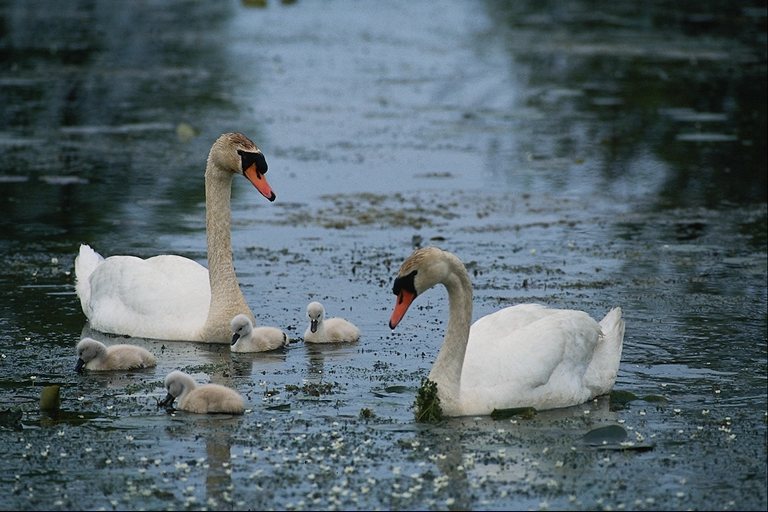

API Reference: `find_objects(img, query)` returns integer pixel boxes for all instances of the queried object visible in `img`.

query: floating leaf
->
[582,424,628,445]
[581,424,655,452]
[609,389,638,410]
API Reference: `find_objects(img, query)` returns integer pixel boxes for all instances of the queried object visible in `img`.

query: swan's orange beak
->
[244,164,276,202]
[389,289,416,329]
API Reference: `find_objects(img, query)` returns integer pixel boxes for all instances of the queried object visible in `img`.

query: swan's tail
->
[74,244,104,318]
[585,307,625,396]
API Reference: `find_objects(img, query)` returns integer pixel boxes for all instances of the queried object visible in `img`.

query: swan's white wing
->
[85,254,210,340]
[460,307,602,412]
[469,303,549,341]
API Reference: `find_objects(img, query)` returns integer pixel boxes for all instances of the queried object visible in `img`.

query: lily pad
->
[582,424,628,445]
[581,424,656,452]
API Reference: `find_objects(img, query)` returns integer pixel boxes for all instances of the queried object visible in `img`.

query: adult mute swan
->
[230,314,288,352]
[75,132,276,343]
[388,247,625,417]
[303,301,360,343]
[74,337,156,372]
[158,370,245,414]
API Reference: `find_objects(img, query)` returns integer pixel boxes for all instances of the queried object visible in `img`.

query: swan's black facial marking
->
[238,150,268,175]
[392,270,417,300]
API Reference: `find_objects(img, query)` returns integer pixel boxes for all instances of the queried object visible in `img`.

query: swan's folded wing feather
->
[87,255,210,340]
[469,303,548,341]
[461,309,602,410]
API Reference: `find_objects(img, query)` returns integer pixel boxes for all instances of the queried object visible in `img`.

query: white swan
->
[75,337,156,372]
[158,370,245,414]
[75,132,276,343]
[388,247,625,417]
[303,301,360,343]
[230,314,288,352]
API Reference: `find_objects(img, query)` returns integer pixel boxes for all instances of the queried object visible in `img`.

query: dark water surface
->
[1,1,766,510]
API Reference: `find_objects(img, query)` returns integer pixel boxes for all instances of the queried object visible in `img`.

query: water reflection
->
[481,0,767,209]
[0,0,258,251]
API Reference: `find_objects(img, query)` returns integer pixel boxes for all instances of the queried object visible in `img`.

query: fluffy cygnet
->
[158,370,245,414]
[75,337,156,373]
[230,314,288,353]
[303,301,360,343]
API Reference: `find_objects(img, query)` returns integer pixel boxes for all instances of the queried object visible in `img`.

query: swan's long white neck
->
[428,254,473,411]
[200,159,254,342]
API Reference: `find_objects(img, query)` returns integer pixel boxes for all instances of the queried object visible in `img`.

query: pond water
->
[0,1,766,510]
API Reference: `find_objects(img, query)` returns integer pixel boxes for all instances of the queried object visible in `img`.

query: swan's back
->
[325,318,361,343]
[181,384,245,414]
[83,252,211,340]
[97,344,157,371]
[76,338,156,371]
[459,304,619,414]
[304,317,360,343]
[232,326,288,352]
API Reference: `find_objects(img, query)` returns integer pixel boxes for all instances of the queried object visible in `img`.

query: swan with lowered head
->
[389,246,625,417]
[75,132,276,343]
[303,301,360,343]
[230,313,288,352]
[75,337,156,372]
[158,370,245,414]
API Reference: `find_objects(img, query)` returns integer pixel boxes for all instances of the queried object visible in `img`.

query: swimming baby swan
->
[158,370,245,414]
[75,337,157,373]
[303,301,360,343]
[230,314,288,353]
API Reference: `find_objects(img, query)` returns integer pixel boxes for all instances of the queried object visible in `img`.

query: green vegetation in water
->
[183,361,232,377]
[125,380,164,396]
[359,407,375,419]
[490,406,537,420]
[413,378,442,423]
[285,382,338,397]
[0,408,23,430]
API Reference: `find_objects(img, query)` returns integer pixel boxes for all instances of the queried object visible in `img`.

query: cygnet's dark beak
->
[75,358,85,373]
[158,393,176,409]
[231,333,240,346]
[310,319,318,333]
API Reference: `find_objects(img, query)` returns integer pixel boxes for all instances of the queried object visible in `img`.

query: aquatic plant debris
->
[490,406,537,420]
[413,378,443,423]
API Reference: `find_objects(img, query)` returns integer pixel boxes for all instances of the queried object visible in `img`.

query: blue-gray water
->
[0,1,766,510]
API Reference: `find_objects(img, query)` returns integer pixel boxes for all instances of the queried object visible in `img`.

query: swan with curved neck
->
[75,132,276,343]
[389,246,625,416]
